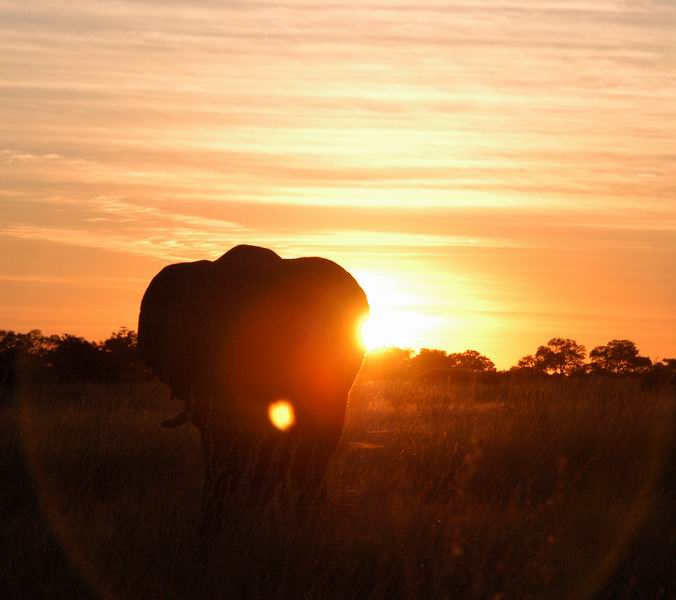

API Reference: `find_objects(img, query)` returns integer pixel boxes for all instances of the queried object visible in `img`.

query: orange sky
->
[1,0,674,368]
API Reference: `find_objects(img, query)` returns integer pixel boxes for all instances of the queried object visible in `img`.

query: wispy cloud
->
[2,0,674,208]
[0,273,147,286]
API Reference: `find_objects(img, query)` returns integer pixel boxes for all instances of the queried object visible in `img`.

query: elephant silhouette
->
[138,244,369,530]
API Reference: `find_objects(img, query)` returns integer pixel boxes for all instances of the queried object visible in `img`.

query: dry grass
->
[1,377,675,599]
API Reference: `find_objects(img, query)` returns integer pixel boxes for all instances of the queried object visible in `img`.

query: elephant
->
[137,244,369,529]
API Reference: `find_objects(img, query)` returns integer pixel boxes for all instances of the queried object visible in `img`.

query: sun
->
[355,270,438,351]
[358,309,437,351]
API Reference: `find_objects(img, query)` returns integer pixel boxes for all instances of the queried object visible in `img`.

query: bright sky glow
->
[1,0,674,367]
[356,270,444,350]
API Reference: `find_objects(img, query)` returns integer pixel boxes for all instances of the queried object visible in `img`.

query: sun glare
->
[359,310,438,351]
[356,270,439,351]
[268,399,295,431]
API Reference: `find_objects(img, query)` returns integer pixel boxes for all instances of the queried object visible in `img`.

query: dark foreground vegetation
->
[2,374,675,599]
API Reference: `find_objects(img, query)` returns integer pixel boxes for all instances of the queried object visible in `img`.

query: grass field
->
[1,377,675,599]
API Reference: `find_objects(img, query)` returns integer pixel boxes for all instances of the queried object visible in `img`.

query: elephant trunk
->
[161,391,193,428]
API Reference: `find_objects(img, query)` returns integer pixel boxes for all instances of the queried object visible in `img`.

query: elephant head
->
[138,245,369,523]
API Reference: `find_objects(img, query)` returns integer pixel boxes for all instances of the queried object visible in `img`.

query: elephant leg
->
[282,434,333,519]
[198,428,221,544]
[199,426,258,542]
[197,395,236,543]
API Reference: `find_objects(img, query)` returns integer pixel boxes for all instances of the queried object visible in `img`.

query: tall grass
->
[1,377,674,599]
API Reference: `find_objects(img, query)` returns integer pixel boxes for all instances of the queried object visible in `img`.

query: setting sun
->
[359,310,437,351]
[355,270,442,351]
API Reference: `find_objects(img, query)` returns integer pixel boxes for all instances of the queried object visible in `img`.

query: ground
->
[1,377,675,599]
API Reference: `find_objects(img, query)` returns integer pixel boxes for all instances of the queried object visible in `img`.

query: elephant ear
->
[281,256,370,381]
[138,259,213,401]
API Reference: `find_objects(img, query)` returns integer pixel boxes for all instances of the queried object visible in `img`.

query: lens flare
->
[268,399,295,431]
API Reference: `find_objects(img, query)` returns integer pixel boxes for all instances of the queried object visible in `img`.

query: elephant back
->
[213,244,282,273]
[197,255,368,424]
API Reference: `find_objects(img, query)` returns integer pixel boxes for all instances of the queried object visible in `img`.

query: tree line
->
[362,337,675,385]
[0,328,148,390]
[1,329,674,392]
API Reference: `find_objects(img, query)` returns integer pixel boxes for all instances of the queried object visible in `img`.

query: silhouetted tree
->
[511,354,539,372]
[101,327,147,381]
[410,348,449,375]
[641,358,676,392]
[1,330,22,393]
[534,337,586,375]
[661,358,676,370]
[590,339,651,375]
[0,329,50,393]
[1,328,151,386]
[447,350,496,373]
[362,347,413,380]
[45,334,103,382]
